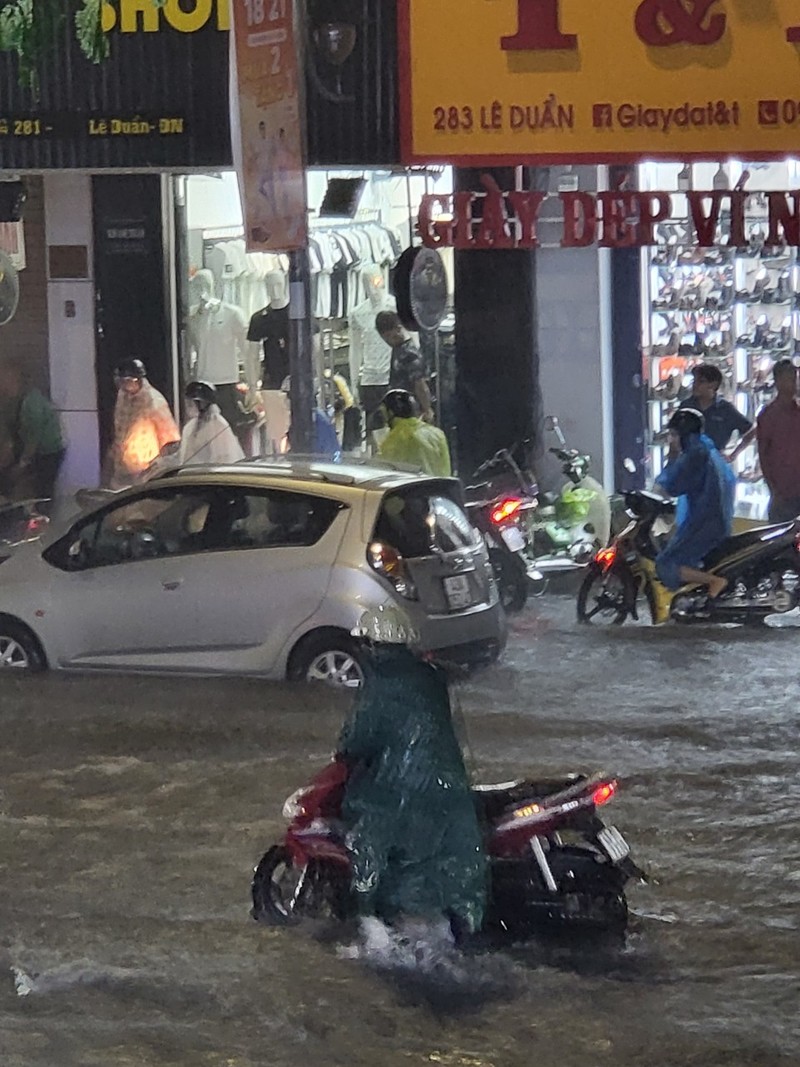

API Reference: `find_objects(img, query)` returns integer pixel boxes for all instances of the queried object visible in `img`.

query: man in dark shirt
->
[682,364,754,459]
[757,359,800,522]
[375,311,434,423]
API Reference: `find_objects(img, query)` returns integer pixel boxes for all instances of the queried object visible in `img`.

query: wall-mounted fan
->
[0,250,20,326]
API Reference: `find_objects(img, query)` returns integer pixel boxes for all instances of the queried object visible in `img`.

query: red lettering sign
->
[501,0,577,51]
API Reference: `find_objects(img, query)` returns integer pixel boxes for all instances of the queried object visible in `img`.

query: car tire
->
[287,629,366,689]
[0,616,46,672]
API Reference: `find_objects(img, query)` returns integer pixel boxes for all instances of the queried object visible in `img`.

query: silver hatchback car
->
[0,460,506,686]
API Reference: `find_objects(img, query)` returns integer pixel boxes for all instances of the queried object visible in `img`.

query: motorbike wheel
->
[577,563,634,626]
[489,548,529,614]
[252,846,348,926]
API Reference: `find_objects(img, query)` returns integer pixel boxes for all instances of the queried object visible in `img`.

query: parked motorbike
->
[524,416,610,583]
[577,488,800,625]
[252,759,646,941]
[464,449,544,612]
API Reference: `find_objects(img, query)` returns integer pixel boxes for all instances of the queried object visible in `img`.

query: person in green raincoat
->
[378,390,451,477]
[337,605,487,938]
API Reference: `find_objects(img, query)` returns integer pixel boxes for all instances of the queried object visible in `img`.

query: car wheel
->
[0,617,46,672]
[288,630,366,689]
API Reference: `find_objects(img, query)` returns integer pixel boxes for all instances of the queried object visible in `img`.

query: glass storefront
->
[179,167,453,457]
[639,160,800,519]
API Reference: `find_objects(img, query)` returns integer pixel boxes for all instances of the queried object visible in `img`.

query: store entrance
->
[92,175,172,457]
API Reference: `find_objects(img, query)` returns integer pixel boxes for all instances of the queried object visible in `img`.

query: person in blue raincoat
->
[337,605,487,940]
[655,407,735,598]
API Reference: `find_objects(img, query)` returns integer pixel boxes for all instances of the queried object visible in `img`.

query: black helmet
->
[667,407,704,439]
[115,359,147,381]
[382,389,417,420]
[185,380,217,411]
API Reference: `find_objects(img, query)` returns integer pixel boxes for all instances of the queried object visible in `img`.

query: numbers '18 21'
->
[433,106,474,132]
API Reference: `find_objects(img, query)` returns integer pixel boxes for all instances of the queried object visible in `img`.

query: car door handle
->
[162,580,183,591]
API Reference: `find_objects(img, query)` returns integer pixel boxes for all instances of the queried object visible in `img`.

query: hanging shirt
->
[188,301,248,386]
[248,305,290,389]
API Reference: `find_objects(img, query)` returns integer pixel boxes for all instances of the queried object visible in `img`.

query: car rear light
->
[367,542,418,600]
[595,545,617,567]
[592,780,617,807]
[491,497,523,526]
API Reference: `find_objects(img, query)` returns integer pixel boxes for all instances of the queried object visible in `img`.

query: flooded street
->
[1,597,798,1067]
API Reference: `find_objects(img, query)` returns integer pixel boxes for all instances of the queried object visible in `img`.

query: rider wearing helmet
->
[378,389,451,477]
[105,359,179,488]
[178,380,244,467]
[337,605,486,941]
[654,406,734,597]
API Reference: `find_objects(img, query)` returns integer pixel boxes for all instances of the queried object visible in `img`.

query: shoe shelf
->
[639,160,800,521]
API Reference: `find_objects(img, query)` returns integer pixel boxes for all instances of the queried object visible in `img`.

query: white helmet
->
[351,605,419,645]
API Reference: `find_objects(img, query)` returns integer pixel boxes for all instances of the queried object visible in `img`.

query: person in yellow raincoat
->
[378,389,451,477]
[105,360,180,489]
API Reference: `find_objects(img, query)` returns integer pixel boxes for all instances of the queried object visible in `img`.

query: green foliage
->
[0,0,165,90]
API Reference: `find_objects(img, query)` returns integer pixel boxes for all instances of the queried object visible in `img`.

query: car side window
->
[47,487,222,571]
[46,486,343,571]
[225,489,342,549]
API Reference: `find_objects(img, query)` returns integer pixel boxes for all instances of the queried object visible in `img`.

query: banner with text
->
[399,0,800,164]
[230,0,307,253]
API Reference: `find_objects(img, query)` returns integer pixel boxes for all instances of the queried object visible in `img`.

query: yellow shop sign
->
[101,0,230,34]
[399,0,800,163]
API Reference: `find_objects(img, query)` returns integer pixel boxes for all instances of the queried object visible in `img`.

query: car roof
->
[147,457,458,494]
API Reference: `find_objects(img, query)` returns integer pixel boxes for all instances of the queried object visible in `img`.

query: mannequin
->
[187,270,251,442]
[247,270,291,389]
[349,264,395,417]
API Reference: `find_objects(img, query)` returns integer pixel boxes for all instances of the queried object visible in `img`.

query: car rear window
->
[374,485,479,558]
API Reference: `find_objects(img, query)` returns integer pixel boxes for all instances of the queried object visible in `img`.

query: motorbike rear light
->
[26,516,49,535]
[595,546,617,567]
[592,781,617,807]
[491,497,523,526]
[367,542,418,600]
[794,532,800,553]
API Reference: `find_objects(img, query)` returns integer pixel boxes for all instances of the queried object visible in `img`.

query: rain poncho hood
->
[338,645,486,931]
[108,380,179,489]
[655,432,734,589]
[178,406,245,466]
[379,417,452,477]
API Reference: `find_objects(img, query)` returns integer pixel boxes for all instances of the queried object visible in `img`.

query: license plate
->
[597,825,631,863]
[501,526,526,552]
[443,573,473,610]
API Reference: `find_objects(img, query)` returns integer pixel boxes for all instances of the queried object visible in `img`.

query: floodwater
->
[1,599,798,1067]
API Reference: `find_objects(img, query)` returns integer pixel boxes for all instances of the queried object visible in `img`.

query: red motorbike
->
[252,761,646,940]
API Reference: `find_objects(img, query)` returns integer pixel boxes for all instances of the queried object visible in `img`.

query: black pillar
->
[453,168,541,478]
[611,248,646,490]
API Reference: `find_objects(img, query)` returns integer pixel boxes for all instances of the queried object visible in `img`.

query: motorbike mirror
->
[543,415,558,432]
[623,458,637,473]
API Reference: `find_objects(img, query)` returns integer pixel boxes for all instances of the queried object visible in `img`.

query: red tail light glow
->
[592,781,617,806]
[491,497,523,526]
[794,532,800,554]
[595,546,617,567]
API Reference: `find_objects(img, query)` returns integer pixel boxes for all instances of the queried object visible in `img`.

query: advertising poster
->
[230,0,308,252]
[400,0,800,163]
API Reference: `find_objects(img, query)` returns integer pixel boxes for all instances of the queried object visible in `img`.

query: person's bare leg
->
[679,566,728,599]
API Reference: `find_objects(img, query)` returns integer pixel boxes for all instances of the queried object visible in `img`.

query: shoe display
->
[645,158,800,501]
